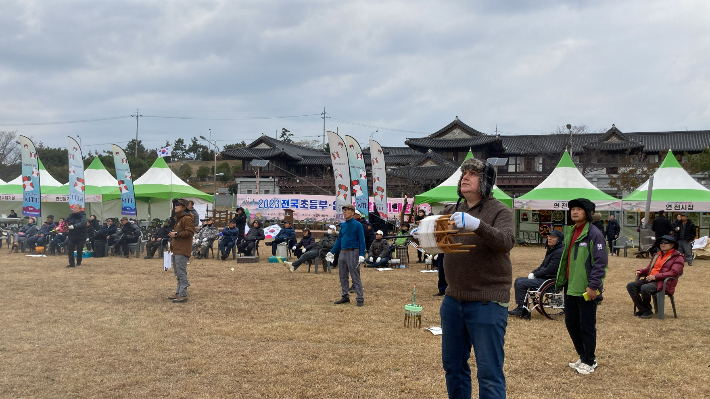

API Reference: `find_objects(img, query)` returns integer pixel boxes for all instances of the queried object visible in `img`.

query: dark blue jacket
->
[295,234,316,251]
[274,226,295,242]
[36,222,56,237]
[97,223,117,237]
[605,219,620,238]
[221,226,240,244]
[531,241,564,279]
[66,211,88,238]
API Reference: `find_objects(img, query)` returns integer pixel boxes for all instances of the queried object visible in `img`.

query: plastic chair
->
[612,236,631,257]
[633,272,682,320]
[128,230,143,258]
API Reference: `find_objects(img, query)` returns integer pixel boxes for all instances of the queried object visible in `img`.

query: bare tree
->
[292,139,323,149]
[0,131,21,165]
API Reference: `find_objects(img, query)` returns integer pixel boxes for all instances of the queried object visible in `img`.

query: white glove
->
[450,212,480,231]
[376,257,381,263]
[358,256,365,264]
[411,227,419,237]
[369,256,373,262]
[433,254,438,260]
[68,225,74,230]
[292,246,297,250]
[528,273,535,280]
[325,252,334,263]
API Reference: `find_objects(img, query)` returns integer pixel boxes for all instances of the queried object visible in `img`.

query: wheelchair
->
[522,279,565,320]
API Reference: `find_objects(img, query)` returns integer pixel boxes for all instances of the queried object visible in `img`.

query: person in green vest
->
[556,198,608,375]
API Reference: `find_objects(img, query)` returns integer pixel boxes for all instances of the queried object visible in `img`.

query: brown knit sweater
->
[440,196,515,303]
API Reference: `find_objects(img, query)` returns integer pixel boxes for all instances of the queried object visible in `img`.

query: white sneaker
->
[575,362,596,374]
[569,359,598,370]
[289,263,294,273]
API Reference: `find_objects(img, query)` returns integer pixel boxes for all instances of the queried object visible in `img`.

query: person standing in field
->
[168,199,195,303]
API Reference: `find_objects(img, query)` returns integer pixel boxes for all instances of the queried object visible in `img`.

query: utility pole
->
[321,107,326,149]
[131,109,142,157]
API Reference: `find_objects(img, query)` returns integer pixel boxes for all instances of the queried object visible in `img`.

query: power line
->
[0,116,131,126]
[142,113,321,121]
[328,117,431,135]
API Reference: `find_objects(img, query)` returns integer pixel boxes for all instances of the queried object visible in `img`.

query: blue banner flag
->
[19,135,41,217]
[111,144,137,216]
[67,136,85,210]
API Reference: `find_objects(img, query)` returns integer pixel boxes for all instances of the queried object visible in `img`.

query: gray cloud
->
[0,0,709,153]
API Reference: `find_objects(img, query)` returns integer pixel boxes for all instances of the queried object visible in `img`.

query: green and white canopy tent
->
[622,150,710,212]
[0,158,69,218]
[133,157,213,220]
[514,151,621,211]
[41,157,146,220]
[414,150,513,210]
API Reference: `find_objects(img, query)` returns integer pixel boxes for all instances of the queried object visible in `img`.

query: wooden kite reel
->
[415,215,476,254]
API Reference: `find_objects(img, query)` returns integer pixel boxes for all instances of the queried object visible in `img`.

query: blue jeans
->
[440,296,507,399]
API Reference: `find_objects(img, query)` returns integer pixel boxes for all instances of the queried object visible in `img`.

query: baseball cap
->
[342,204,356,212]
[328,224,337,230]
[376,230,383,235]
[354,210,362,216]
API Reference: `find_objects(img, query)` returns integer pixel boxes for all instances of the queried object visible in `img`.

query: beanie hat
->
[568,198,595,223]
[550,229,565,240]
[457,158,496,199]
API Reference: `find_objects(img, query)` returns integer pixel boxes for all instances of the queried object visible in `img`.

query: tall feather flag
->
[344,135,368,217]
[111,144,137,216]
[19,135,41,217]
[327,131,351,220]
[369,139,387,219]
[67,136,85,210]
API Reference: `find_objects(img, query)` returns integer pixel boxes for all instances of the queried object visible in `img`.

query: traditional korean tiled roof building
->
[222,117,710,198]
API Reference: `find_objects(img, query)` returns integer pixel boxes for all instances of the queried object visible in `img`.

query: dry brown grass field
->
[1,245,708,398]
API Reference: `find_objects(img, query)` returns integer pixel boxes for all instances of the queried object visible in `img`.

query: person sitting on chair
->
[27,215,55,251]
[9,210,18,219]
[218,221,240,260]
[192,217,219,259]
[12,217,37,252]
[92,218,117,248]
[292,227,315,258]
[145,219,172,259]
[508,229,565,317]
[238,219,264,256]
[265,220,295,256]
[114,217,140,258]
[284,225,338,272]
[627,234,684,319]
[365,230,391,268]
[48,219,68,254]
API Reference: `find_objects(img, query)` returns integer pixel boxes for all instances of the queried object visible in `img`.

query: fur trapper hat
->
[457,157,496,199]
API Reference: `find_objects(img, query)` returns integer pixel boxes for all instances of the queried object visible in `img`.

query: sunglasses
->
[660,240,673,245]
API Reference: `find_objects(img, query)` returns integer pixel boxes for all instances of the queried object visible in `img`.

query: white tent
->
[134,157,213,220]
[0,159,69,218]
[622,150,710,211]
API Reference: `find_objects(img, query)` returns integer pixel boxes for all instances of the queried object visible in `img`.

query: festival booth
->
[414,150,513,213]
[133,157,213,221]
[0,159,69,219]
[622,150,710,238]
[514,151,621,242]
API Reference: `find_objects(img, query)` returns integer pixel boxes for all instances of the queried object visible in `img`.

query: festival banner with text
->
[327,131,351,220]
[345,135,369,217]
[235,194,430,221]
[67,136,85,210]
[20,136,41,217]
[369,139,387,219]
[111,144,137,216]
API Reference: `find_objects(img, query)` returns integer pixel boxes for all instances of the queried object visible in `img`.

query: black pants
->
[437,254,447,294]
[238,241,256,256]
[513,277,548,306]
[116,236,138,256]
[146,240,166,257]
[626,280,658,312]
[607,237,616,255]
[67,236,85,266]
[564,293,598,366]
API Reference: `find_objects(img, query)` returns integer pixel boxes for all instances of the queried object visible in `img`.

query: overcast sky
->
[1,0,709,153]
